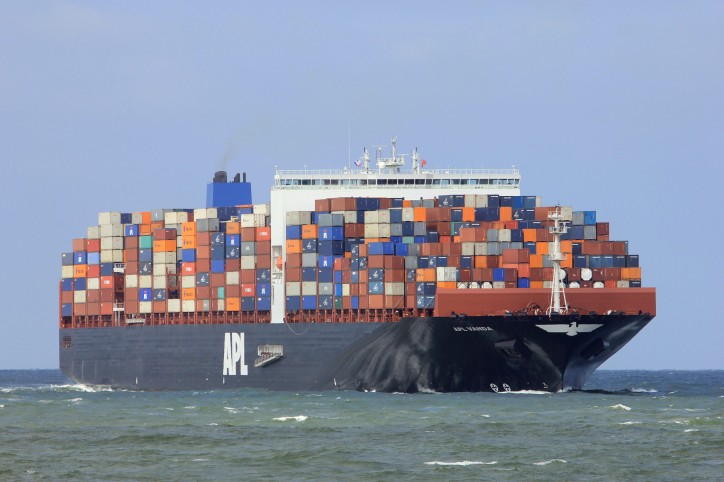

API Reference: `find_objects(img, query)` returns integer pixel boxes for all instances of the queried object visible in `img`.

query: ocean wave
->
[533,459,567,466]
[273,415,308,422]
[0,383,114,393]
[684,429,700,433]
[630,388,658,393]
[610,404,632,411]
[619,421,641,425]
[425,460,497,466]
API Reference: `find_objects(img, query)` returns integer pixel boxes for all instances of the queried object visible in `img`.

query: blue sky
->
[0,1,722,369]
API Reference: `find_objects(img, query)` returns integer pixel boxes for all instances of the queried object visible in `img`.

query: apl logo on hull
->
[222,333,249,375]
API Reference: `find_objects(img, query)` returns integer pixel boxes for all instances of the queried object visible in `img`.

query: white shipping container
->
[216,300,225,311]
[285,282,301,296]
[343,211,357,224]
[240,214,256,227]
[379,224,391,238]
[98,212,121,225]
[342,284,350,296]
[87,226,100,239]
[193,208,207,220]
[153,263,177,276]
[475,195,489,208]
[461,243,475,256]
[464,195,477,208]
[493,281,506,289]
[153,275,167,288]
[167,299,181,313]
[253,203,270,216]
[206,208,218,219]
[125,275,138,288]
[112,250,124,262]
[139,302,152,314]
[139,275,153,288]
[402,207,415,222]
[377,210,391,223]
[226,271,240,285]
[131,212,143,224]
[182,300,196,312]
[475,242,488,256]
[302,281,317,296]
[240,256,256,270]
[153,252,176,265]
[385,282,405,295]
[364,211,379,224]
[364,223,380,238]
[87,278,100,290]
[499,229,512,243]
[61,266,74,278]
[73,290,87,303]
[617,280,630,288]
[181,275,195,288]
[100,224,124,238]
[286,211,312,225]
[100,250,114,263]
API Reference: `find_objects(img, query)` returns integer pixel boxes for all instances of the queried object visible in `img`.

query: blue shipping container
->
[139,288,152,301]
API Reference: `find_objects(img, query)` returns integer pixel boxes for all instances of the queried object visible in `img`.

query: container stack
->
[60,205,272,325]
[282,194,642,318]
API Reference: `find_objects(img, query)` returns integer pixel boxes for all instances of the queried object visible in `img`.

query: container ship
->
[59,139,655,392]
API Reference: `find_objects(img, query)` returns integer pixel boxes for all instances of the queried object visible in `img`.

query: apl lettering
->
[222,333,249,376]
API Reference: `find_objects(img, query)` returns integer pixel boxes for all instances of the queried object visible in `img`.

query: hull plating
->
[59,314,653,392]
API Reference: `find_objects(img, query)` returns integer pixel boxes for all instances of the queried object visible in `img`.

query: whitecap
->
[68,398,83,403]
[417,386,441,394]
[534,459,567,466]
[207,423,218,426]
[273,415,308,422]
[183,406,196,410]
[619,421,641,425]
[0,404,4,408]
[610,404,631,411]
[684,429,699,433]
[500,390,549,395]
[425,460,497,466]
[192,458,209,462]
[164,408,174,411]
[630,388,657,393]
[481,414,490,418]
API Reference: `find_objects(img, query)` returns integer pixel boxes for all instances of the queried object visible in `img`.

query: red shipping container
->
[226,285,241,297]
[73,303,87,316]
[182,262,196,275]
[240,227,256,241]
[226,259,241,271]
[256,227,271,241]
[241,270,256,283]
[125,237,139,250]
[86,239,101,252]
[124,263,138,275]
[257,243,271,255]
[100,302,114,315]
[211,273,225,287]
[87,265,101,278]
[197,232,211,246]
[153,301,166,313]
[153,228,176,240]
[100,289,114,302]
[197,259,211,272]
[124,300,139,314]
[197,287,211,299]
[369,295,384,309]
[87,302,100,316]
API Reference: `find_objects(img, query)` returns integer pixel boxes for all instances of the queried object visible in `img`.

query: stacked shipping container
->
[61,194,642,327]
[282,194,642,321]
[60,206,272,327]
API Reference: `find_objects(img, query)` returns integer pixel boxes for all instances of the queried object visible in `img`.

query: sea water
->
[0,370,721,481]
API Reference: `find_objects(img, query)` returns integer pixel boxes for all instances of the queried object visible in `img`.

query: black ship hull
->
[59,313,653,393]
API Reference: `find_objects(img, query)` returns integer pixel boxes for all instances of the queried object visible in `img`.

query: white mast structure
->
[547,207,569,315]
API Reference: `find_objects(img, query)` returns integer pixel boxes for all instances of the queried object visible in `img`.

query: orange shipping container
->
[416,268,436,282]
[141,212,152,224]
[499,206,512,221]
[182,222,197,235]
[74,265,88,278]
[181,236,196,249]
[302,225,318,239]
[413,207,427,222]
[536,242,549,255]
[226,297,241,311]
[181,288,195,300]
[225,222,241,235]
[139,224,152,236]
[153,240,176,252]
[286,240,302,254]
[530,254,544,268]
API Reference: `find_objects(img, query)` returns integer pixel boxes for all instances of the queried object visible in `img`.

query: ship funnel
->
[213,171,228,183]
[243,172,247,182]
[233,172,241,183]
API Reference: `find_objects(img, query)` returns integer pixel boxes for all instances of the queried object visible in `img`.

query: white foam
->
[0,404,4,408]
[207,423,219,426]
[610,404,632,411]
[192,458,209,462]
[425,460,497,466]
[684,429,700,433]
[273,415,308,422]
[417,386,441,394]
[534,459,567,466]
[618,421,641,425]
[630,388,658,393]
[481,414,491,418]
[500,390,549,395]
[68,398,83,403]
